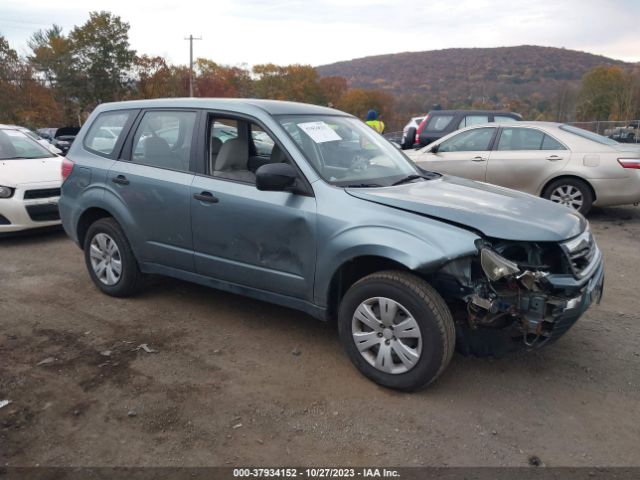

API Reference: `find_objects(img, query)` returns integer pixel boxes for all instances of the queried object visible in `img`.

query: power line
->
[184,34,202,97]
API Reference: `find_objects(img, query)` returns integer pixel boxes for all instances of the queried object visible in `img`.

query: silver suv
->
[59,99,604,391]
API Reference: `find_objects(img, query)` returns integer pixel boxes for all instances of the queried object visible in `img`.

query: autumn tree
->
[319,76,347,106]
[195,59,253,97]
[69,11,136,109]
[337,88,394,122]
[28,25,79,124]
[577,66,627,121]
[252,64,325,104]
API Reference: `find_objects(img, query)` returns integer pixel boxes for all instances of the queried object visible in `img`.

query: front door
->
[191,114,317,300]
[419,127,496,181]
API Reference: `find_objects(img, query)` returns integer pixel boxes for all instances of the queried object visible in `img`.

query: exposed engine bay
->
[430,230,604,356]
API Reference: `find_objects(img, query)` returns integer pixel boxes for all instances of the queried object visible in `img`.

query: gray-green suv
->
[59,99,604,390]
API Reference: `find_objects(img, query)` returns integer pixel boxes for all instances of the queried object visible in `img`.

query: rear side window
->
[131,110,197,171]
[84,111,133,157]
[494,115,519,123]
[426,114,454,131]
[458,115,489,128]
[497,128,545,151]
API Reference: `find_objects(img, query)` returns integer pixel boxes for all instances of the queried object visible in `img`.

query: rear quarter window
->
[426,115,454,132]
[84,111,136,158]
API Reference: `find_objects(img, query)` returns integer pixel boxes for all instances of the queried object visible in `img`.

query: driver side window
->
[207,115,288,184]
[438,127,495,152]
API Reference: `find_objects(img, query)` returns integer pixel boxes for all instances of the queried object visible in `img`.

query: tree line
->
[1,11,638,132]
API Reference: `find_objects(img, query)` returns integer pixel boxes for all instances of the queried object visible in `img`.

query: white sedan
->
[0,125,62,233]
[406,121,640,215]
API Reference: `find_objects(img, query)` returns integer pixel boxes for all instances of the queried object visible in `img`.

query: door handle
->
[471,156,486,162]
[193,191,219,203]
[546,155,563,161]
[111,175,130,185]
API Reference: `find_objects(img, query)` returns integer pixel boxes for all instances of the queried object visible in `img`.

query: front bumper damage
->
[433,230,604,356]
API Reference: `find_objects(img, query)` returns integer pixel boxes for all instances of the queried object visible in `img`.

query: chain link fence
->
[567,120,640,143]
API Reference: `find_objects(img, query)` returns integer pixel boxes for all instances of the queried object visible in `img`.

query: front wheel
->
[338,271,455,391]
[543,178,593,215]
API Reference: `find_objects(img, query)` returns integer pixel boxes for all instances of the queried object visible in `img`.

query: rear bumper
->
[591,174,640,207]
[0,181,61,233]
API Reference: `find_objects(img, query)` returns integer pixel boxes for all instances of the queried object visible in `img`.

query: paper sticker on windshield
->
[297,121,341,143]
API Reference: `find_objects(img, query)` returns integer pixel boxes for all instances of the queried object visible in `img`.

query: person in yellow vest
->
[365,109,385,134]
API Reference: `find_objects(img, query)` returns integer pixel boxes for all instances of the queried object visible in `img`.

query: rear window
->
[426,115,454,131]
[84,111,135,157]
[459,115,489,128]
[560,124,618,146]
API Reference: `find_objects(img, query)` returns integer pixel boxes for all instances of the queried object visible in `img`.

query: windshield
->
[560,124,619,146]
[277,115,420,187]
[0,129,55,160]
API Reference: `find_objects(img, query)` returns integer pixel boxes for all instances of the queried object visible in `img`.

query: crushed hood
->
[347,176,586,242]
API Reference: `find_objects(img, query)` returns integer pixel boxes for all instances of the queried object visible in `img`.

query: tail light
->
[415,114,429,144]
[618,158,640,169]
[61,157,74,181]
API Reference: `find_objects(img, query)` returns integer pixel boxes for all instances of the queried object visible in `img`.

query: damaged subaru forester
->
[59,99,604,391]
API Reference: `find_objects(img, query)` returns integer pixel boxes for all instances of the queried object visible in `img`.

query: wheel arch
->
[540,174,597,203]
[325,255,414,322]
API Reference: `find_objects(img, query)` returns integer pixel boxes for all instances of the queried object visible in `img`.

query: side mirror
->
[428,144,439,154]
[256,163,297,192]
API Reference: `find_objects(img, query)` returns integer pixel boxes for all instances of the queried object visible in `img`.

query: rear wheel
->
[338,271,455,391]
[83,217,143,297]
[543,178,593,215]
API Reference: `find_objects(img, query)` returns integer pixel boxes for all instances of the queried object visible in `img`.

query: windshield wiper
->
[345,183,383,188]
[391,174,424,186]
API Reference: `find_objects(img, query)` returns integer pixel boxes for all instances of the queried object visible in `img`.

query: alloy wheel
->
[549,185,583,210]
[351,297,423,374]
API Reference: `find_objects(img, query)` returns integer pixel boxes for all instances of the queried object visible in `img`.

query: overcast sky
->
[1,0,639,67]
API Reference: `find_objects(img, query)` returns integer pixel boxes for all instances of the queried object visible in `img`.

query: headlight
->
[0,186,14,198]
[480,248,520,281]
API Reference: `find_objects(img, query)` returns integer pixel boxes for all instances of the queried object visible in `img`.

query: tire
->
[338,270,455,391]
[83,217,143,297]
[402,127,416,149]
[542,178,593,216]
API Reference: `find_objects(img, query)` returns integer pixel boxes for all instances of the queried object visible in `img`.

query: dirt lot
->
[1,206,639,467]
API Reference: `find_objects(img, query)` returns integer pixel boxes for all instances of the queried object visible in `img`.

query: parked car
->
[59,99,603,391]
[412,110,522,148]
[606,121,639,144]
[401,116,424,149]
[406,122,640,215]
[0,125,62,233]
[0,125,61,155]
[37,126,81,154]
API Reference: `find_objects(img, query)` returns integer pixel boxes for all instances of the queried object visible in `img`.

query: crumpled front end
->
[430,227,604,356]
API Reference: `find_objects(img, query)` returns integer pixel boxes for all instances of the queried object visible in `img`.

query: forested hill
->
[316,45,630,108]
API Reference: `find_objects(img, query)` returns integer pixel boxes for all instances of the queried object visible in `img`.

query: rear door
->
[486,127,570,194]
[417,126,496,181]
[106,109,200,271]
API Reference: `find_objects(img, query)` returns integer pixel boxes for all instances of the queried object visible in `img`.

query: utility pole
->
[184,34,202,97]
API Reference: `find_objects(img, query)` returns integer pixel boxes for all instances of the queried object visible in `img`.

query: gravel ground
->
[1,206,639,467]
